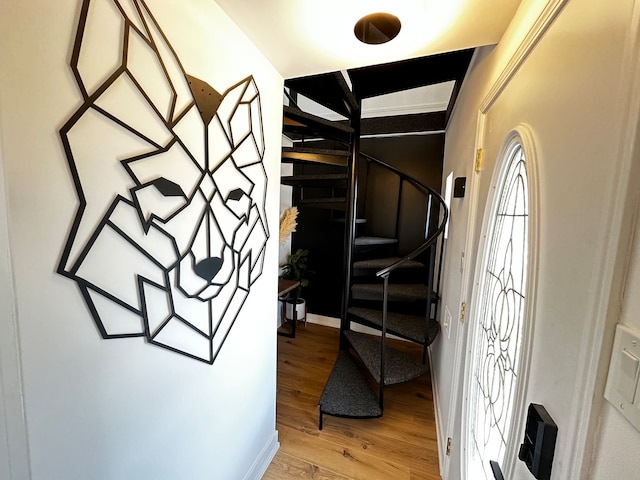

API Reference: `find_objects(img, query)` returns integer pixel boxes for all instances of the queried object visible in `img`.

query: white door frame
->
[438,108,484,479]
[442,1,572,478]
[461,125,540,479]
[574,0,640,473]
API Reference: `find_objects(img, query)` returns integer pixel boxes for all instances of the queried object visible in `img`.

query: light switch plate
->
[619,349,639,403]
[605,323,640,430]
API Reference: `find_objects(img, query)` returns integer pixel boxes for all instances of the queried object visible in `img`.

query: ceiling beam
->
[348,49,475,100]
[285,72,358,118]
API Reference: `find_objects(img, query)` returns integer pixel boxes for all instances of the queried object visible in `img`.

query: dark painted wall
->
[291,133,444,318]
[360,133,444,255]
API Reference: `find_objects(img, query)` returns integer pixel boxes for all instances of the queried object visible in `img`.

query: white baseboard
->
[429,348,448,477]
[306,313,340,328]
[306,313,405,340]
[244,430,279,480]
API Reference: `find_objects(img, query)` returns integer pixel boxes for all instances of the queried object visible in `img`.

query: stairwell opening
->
[280,50,473,431]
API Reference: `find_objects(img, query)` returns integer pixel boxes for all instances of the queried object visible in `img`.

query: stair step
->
[353,257,424,270]
[283,105,353,142]
[351,283,435,302]
[344,331,427,385]
[354,236,398,247]
[281,173,348,187]
[318,350,382,419]
[348,307,439,345]
[282,147,349,167]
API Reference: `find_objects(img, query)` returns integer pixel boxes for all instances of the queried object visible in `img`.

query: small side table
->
[277,278,300,338]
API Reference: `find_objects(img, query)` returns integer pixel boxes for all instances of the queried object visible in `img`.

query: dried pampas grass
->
[279,207,298,245]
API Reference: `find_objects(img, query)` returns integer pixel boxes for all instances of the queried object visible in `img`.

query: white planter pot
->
[285,298,306,322]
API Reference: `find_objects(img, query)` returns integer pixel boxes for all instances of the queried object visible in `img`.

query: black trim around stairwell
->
[280,173,348,187]
[283,105,353,143]
[363,111,446,135]
[285,71,358,118]
[334,111,447,136]
[347,49,474,100]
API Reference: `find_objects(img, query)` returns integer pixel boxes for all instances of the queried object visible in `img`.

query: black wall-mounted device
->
[454,177,466,198]
[518,403,557,480]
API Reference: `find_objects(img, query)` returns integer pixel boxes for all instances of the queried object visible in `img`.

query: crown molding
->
[480,0,569,113]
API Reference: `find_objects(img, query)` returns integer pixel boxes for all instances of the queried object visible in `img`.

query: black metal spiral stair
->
[281,57,460,428]
[318,168,447,427]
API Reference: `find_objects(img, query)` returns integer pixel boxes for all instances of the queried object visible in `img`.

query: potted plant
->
[280,248,311,322]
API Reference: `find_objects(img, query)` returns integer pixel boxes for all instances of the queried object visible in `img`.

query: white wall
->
[0,1,283,479]
[435,0,639,478]
[0,92,30,480]
[429,45,493,478]
[591,201,640,478]
[589,29,640,471]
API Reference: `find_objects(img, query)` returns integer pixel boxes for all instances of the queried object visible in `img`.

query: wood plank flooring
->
[263,322,441,480]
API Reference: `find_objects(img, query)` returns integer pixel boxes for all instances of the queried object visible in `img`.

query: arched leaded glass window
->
[466,136,531,479]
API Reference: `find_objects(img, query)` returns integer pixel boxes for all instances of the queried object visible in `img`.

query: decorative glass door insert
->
[467,142,529,479]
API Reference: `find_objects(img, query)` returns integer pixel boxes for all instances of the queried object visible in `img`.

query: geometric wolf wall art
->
[57,0,269,364]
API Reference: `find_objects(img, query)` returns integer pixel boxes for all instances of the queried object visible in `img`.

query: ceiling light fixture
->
[354,12,401,45]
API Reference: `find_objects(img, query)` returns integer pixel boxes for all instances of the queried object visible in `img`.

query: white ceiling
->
[215,0,523,79]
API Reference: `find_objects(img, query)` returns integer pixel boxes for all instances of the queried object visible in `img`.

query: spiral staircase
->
[281,51,473,427]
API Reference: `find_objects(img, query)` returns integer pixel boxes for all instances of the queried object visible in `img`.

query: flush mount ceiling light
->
[354,12,401,45]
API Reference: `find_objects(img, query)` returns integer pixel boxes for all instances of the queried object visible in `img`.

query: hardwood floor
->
[263,322,441,480]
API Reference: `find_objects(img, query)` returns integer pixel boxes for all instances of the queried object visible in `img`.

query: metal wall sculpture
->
[58,0,269,364]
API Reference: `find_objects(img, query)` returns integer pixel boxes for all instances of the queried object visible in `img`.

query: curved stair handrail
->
[357,152,449,279]
[352,151,448,410]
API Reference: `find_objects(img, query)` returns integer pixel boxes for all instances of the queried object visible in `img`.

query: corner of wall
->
[242,430,280,480]
[0,92,30,480]
[582,0,640,474]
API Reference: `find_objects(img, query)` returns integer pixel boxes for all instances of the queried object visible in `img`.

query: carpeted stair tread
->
[318,350,382,418]
[353,257,424,270]
[354,236,398,246]
[351,283,434,302]
[348,307,440,345]
[344,331,426,385]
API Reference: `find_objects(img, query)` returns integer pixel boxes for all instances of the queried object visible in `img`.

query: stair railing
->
[341,100,361,338]
[380,274,389,408]
[283,81,449,414]
[359,152,449,279]
[357,152,449,384]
